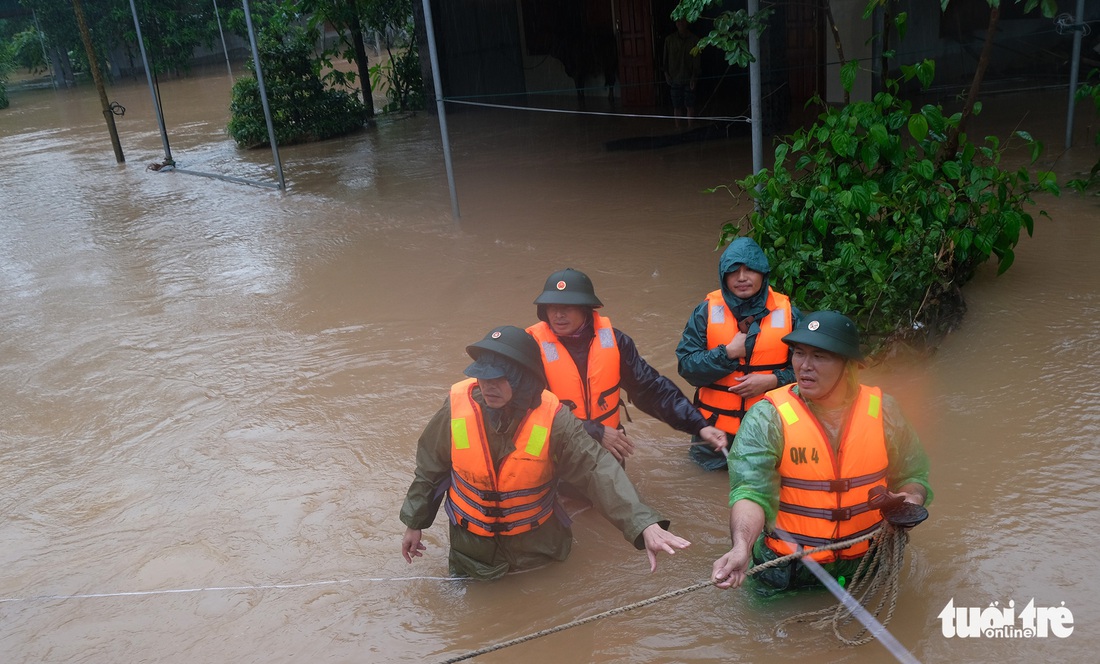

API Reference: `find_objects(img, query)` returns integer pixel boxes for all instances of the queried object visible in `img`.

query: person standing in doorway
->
[663,18,702,128]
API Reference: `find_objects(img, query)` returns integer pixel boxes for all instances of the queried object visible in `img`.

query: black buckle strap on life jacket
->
[451,470,554,503]
[694,385,747,419]
[591,407,621,425]
[445,491,558,534]
[595,382,621,411]
[770,520,882,549]
[779,500,875,522]
[694,397,747,419]
[779,469,887,493]
[560,399,579,412]
[741,360,789,373]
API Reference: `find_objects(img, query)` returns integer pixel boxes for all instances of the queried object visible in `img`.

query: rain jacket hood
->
[719,237,771,320]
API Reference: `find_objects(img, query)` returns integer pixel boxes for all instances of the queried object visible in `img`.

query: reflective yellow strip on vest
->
[452,418,470,450]
[777,401,799,425]
[868,393,881,419]
[525,424,548,457]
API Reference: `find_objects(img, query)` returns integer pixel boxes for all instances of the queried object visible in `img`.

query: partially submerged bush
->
[227,24,366,148]
[722,63,1058,357]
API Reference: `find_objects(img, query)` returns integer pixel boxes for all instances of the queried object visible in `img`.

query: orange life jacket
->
[444,378,559,537]
[527,313,621,428]
[695,289,793,434]
[763,384,888,562]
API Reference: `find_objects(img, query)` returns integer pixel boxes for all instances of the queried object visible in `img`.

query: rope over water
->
[437,526,892,664]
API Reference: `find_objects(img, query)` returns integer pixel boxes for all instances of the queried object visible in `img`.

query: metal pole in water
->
[128,0,173,165]
[748,0,763,201]
[774,531,920,664]
[242,0,286,190]
[1064,0,1086,150]
[420,0,461,221]
[213,0,234,79]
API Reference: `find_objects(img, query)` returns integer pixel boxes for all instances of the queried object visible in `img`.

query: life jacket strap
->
[451,469,554,502]
[445,488,558,534]
[779,500,875,522]
[769,520,882,549]
[779,468,887,492]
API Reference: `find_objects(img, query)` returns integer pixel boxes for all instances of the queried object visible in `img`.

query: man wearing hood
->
[400,325,691,580]
[526,268,728,464]
[676,237,802,470]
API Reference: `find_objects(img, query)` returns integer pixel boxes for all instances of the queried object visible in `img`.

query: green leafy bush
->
[1067,69,1100,194]
[227,23,366,148]
[0,41,12,110]
[720,63,1058,355]
[369,38,423,114]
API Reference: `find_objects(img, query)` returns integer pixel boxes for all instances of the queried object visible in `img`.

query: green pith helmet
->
[534,268,603,322]
[465,325,546,381]
[781,311,864,360]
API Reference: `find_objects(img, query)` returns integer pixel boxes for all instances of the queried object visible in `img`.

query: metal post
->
[213,0,234,78]
[748,0,763,194]
[128,0,173,165]
[242,0,286,190]
[420,0,461,221]
[32,10,57,90]
[1065,0,1086,150]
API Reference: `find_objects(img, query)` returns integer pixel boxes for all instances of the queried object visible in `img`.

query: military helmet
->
[534,268,603,322]
[781,311,864,361]
[465,325,546,381]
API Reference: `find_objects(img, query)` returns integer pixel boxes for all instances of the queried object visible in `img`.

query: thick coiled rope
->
[775,523,909,645]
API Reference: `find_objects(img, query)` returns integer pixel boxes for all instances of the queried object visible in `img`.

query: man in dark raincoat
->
[527,268,727,464]
[677,237,802,470]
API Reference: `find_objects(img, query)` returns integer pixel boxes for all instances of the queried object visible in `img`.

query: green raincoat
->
[400,387,668,580]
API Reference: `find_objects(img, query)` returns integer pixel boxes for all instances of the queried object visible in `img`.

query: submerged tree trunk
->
[72,0,125,163]
[823,0,848,104]
[945,7,1000,157]
[346,0,375,119]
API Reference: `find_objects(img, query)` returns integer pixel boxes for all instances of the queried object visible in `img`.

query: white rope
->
[443,98,751,124]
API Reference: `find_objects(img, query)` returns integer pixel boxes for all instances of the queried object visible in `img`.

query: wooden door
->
[615,0,655,107]
[786,0,824,114]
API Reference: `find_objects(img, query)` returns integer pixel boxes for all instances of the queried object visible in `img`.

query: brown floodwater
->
[1,68,1098,663]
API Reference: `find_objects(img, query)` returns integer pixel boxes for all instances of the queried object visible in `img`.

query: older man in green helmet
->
[710,311,933,593]
[400,325,691,580]
[528,267,727,464]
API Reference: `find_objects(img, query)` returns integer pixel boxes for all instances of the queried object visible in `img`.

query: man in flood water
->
[400,325,691,580]
[677,236,801,471]
[710,312,933,593]
[526,268,727,464]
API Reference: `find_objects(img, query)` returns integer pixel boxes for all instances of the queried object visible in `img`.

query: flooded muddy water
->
[1,69,1098,663]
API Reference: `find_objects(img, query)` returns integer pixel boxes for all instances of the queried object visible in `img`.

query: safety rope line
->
[775,524,909,646]
[436,527,885,664]
[442,98,751,124]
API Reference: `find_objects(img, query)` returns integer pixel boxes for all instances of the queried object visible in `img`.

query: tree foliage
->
[677,0,1062,357]
[227,18,366,148]
[1067,69,1100,194]
[18,0,225,79]
[0,39,12,109]
[670,0,770,68]
[364,0,421,113]
[721,65,1057,353]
